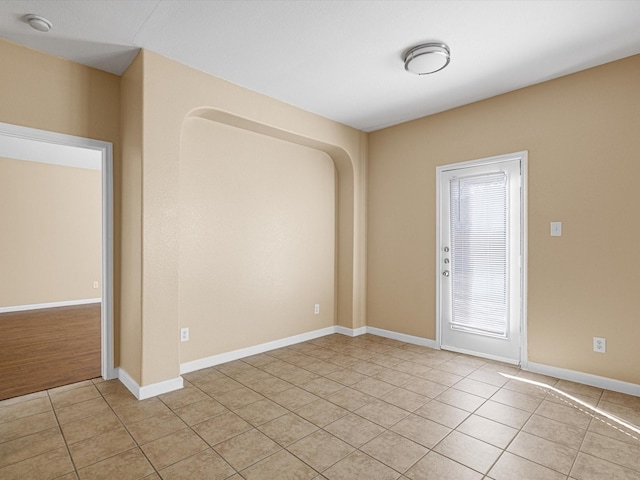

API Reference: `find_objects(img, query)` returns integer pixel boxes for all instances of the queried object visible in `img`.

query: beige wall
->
[179,117,335,362]
[119,52,143,382]
[130,50,366,385]
[368,54,640,385]
[0,40,120,142]
[0,158,101,307]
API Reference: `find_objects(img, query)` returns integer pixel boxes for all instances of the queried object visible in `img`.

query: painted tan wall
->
[132,50,366,385]
[179,118,335,362]
[0,158,101,306]
[0,40,120,142]
[119,52,143,383]
[368,54,640,384]
[0,39,121,361]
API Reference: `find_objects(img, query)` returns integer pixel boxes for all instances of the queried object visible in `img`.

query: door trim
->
[0,122,117,380]
[435,151,528,366]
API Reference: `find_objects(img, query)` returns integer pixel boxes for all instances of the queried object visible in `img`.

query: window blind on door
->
[449,172,509,337]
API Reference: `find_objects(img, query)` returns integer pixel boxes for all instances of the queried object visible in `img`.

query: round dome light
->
[404,43,450,75]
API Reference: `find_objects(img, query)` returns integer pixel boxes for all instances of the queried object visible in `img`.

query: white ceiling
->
[2,0,640,132]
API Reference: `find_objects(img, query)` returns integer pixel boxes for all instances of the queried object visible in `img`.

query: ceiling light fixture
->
[404,42,450,75]
[25,14,52,33]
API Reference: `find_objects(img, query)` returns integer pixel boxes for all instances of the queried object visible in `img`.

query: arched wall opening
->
[117,50,367,395]
[178,108,356,365]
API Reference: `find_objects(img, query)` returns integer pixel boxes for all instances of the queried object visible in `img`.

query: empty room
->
[1,1,639,479]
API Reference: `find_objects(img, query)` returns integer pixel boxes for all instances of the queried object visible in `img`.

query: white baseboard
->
[117,368,183,400]
[526,362,640,397]
[155,325,640,401]
[180,326,337,375]
[0,298,102,314]
[366,326,439,349]
[180,325,441,376]
[335,326,367,337]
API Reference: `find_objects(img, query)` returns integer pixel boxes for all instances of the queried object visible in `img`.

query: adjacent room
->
[0,138,103,400]
[1,1,639,479]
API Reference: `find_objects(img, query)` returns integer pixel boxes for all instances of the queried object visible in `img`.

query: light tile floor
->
[2,333,640,479]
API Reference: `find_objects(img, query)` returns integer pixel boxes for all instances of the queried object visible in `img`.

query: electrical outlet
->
[314,304,320,314]
[593,337,606,353]
[93,281,99,289]
[181,328,189,342]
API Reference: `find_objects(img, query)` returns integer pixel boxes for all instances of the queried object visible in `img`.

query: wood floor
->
[0,303,101,400]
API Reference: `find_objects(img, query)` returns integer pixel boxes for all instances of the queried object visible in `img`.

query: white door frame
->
[436,151,528,367]
[0,122,117,380]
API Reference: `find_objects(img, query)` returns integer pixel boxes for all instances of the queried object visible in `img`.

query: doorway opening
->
[0,122,115,398]
[436,151,528,365]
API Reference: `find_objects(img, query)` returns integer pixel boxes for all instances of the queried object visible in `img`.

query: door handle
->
[442,270,450,277]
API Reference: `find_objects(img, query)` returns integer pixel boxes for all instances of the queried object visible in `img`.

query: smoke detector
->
[25,14,52,33]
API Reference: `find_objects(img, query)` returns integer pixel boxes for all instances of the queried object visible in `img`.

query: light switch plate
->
[551,222,562,237]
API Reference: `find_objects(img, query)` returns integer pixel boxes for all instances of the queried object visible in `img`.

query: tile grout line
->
[46,389,81,479]
[486,382,545,477]
[95,381,163,479]
[155,383,242,478]
[49,381,154,478]
[567,389,600,479]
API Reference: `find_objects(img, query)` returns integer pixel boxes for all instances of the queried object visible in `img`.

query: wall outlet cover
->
[181,328,189,342]
[593,336,606,353]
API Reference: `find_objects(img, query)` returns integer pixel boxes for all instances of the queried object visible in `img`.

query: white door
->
[437,153,525,365]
